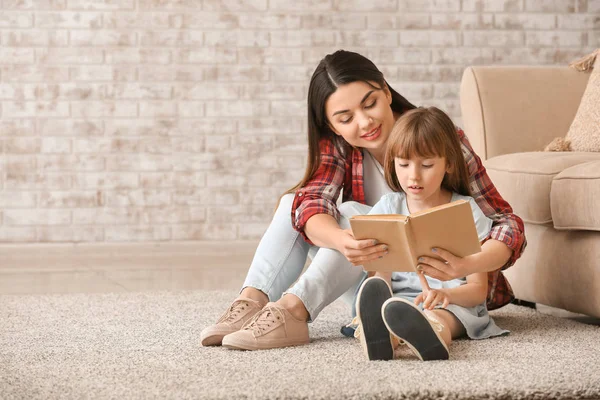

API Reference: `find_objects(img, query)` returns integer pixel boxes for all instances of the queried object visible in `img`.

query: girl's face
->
[394,154,451,207]
[325,81,395,152]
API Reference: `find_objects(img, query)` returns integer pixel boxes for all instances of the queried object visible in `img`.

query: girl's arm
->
[441,272,488,309]
[415,270,487,309]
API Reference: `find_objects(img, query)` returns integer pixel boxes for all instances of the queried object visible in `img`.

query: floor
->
[1,241,597,325]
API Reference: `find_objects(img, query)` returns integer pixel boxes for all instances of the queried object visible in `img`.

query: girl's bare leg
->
[425,309,466,346]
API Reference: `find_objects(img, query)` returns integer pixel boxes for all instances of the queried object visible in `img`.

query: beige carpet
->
[1,290,599,400]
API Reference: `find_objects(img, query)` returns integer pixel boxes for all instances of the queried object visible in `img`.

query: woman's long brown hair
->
[282,50,416,201]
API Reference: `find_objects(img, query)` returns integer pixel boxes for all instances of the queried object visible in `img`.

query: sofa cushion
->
[566,49,600,152]
[551,161,600,231]
[484,152,600,224]
[543,49,600,152]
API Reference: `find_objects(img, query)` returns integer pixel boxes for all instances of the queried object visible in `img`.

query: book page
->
[349,217,415,272]
[408,200,482,264]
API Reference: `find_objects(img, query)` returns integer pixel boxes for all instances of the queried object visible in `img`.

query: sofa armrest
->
[460,66,589,161]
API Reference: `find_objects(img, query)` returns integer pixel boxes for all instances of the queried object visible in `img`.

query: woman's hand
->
[416,247,477,281]
[337,229,389,266]
[417,240,513,281]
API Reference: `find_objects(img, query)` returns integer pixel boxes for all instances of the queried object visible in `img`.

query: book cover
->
[349,199,482,272]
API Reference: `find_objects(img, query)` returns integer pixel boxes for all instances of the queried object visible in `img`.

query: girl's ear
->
[445,161,454,174]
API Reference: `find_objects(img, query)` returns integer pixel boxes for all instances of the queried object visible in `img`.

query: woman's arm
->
[459,128,527,270]
[418,236,514,281]
[291,139,346,243]
[304,214,386,265]
[292,139,387,264]
[418,129,526,281]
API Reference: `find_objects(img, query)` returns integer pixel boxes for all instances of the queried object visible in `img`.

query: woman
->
[200,50,526,351]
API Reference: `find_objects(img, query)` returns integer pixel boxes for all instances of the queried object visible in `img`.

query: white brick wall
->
[0,0,597,243]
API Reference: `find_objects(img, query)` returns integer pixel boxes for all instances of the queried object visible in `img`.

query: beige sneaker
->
[200,297,263,346]
[221,302,309,350]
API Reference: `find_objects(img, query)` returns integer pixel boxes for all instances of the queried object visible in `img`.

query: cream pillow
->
[545,49,600,152]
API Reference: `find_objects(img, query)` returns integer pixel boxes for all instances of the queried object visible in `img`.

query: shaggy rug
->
[1,290,599,400]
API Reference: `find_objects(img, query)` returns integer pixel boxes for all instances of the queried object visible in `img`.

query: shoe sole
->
[356,277,394,361]
[200,334,224,347]
[222,335,309,351]
[382,298,449,361]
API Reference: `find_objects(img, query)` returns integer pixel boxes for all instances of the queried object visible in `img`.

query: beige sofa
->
[460,66,600,318]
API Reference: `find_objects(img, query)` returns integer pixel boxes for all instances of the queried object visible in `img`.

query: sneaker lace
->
[217,299,252,325]
[242,305,286,338]
[424,312,445,333]
[346,316,407,359]
[347,316,362,339]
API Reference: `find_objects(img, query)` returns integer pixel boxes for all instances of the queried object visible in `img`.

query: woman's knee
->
[275,193,295,215]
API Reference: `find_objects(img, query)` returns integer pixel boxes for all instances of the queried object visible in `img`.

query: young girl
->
[201,50,524,352]
[354,106,509,362]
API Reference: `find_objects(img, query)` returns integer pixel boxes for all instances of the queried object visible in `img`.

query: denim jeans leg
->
[285,201,372,321]
[241,193,313,302]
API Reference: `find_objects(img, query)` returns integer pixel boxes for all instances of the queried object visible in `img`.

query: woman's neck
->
[366,148,385,165]
[406,188,453,214]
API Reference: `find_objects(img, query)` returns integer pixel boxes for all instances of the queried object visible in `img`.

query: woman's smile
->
[360,125,382,141]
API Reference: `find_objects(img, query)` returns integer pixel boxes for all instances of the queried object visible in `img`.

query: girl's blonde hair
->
[383,106,471,196]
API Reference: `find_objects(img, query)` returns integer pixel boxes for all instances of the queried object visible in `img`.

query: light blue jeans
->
[242,193,372,322]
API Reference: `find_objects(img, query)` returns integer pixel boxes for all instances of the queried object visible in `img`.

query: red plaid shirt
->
[291,128,526,310]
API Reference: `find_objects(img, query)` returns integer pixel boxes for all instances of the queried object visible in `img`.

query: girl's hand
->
[416,247,476,281]
[338,229,389,266]
[415,270,450,310]
[415,287,450,310]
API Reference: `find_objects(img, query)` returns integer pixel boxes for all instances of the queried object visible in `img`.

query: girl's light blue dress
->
[369,191,509,340]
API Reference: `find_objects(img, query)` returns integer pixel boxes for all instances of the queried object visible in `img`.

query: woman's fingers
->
[355,238,378,249]
[344,242,388,265]
[417,249,465,281]
[418,260,452,281]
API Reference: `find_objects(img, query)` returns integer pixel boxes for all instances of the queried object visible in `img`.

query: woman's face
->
[325,81,396,152]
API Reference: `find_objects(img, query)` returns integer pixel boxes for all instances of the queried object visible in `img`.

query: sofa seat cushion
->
[551,161,600,231]
[484,152,600,224]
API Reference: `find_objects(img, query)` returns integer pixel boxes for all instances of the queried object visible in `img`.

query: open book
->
[349,199,482,272]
